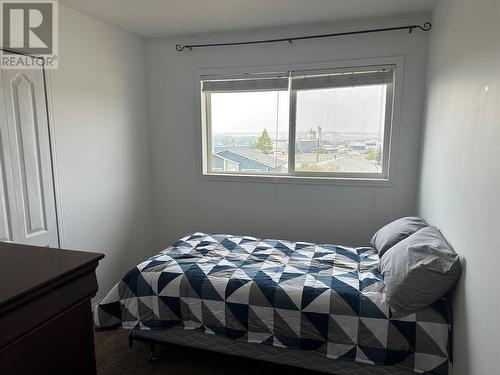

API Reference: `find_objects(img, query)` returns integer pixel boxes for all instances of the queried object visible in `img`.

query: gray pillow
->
[380,226,462,313]
[371,217,428,257]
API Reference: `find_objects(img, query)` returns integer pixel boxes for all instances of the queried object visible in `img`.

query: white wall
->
[146,15,430,249]
[50,6,153,300]
[418,0,500,374]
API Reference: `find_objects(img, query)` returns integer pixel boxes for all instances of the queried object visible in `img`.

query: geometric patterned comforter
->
[94,232,452,375]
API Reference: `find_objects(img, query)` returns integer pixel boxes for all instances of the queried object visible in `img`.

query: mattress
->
[95,232,453,375]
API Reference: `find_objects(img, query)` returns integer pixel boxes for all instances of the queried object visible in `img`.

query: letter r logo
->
[2,2,53,54]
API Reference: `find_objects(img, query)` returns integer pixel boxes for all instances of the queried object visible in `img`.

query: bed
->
[94,232,453,375]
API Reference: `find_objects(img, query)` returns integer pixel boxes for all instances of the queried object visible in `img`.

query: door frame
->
[0,48,63,247]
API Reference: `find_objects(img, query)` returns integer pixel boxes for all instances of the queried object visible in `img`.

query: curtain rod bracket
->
[175,22,432,52]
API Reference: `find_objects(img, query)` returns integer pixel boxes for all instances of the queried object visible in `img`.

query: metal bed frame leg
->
[128,331,159,364]
[146,342,158,364]
[128,332,134,348]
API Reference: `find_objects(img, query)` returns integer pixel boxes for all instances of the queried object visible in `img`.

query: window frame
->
[196,57,404,186]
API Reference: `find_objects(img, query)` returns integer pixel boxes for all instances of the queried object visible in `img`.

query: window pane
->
[294,84,387,174]
[209,90,289,174]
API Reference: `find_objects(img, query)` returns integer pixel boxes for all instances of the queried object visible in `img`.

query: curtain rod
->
[175,22,431,52]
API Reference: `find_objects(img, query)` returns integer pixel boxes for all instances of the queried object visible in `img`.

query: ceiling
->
[59,0,437,39]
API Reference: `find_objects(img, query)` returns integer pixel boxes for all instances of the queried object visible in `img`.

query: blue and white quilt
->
[94,232,452,375]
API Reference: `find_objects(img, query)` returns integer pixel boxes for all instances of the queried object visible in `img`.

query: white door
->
[0,67,58,247]
[0,83,18,243]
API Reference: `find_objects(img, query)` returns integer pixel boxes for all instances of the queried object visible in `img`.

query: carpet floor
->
[95,331,322,375]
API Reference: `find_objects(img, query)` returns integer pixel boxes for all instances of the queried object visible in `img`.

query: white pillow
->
[371,217,428,257]
[380,226,462,312]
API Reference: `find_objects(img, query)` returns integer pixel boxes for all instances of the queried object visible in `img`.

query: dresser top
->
[0,242,104,309]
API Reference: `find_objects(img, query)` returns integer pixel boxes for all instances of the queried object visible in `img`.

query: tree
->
[317,146,329,154]
[254,129,273,154]
[365,149,382,163]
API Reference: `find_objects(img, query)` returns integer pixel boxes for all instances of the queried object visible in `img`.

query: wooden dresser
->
[0,242,104,375]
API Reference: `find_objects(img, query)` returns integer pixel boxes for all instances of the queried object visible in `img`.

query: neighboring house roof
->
[212,153,240,166]
[217,148,286,168]
[317,154,380,173]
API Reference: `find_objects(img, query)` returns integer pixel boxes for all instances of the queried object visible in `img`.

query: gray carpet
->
[95,331,321,375]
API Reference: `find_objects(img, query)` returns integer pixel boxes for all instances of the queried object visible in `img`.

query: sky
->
[211,91,289,136]
[210,84,387,137]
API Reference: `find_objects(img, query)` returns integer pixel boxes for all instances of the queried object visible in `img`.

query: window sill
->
[199,172,393,187]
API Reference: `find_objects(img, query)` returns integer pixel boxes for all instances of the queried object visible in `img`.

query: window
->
[200,64,395,181]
